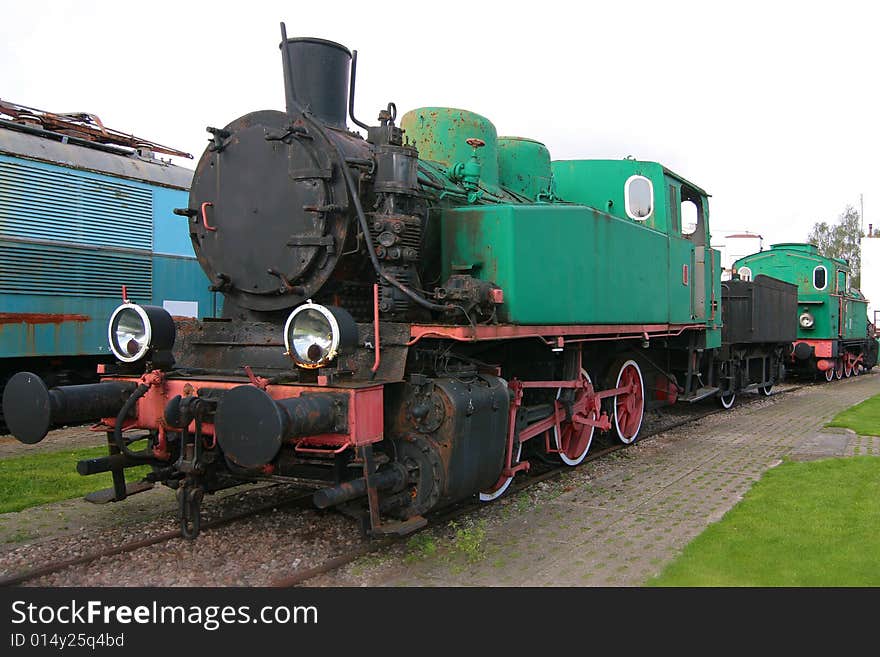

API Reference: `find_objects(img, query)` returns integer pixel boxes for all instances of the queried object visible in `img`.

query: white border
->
[283,302,341,368]
[107,303,152,363]
[813,265,827,290]
[738,266,752,281]
[624,175,653,221]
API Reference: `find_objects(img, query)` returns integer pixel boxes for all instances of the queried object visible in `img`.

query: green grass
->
[0,446,150,514]
[405,532,437,562]
[826,393,880,436]
[447,520,487,566]
[649,457,880,586]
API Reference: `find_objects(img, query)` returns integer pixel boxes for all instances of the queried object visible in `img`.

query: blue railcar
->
[0,102,217,413]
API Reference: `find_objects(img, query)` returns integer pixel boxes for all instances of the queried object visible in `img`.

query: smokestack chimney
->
[280,37,351,129]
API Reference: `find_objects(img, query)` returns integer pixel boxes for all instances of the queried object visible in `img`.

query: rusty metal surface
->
[0,294,109,359]
[174,317,410,382]
[0,98,191,159]
[385,375,508,511]
[0,312,90,324]
[408,322,705,344]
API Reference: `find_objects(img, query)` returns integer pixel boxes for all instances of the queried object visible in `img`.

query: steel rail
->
[0,486,314,587]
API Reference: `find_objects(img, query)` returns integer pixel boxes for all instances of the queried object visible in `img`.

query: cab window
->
[813,266,827,290]
[837,270,847,293]
[625,176,653,220]
[679,185,706,246]
[681,200,698,235]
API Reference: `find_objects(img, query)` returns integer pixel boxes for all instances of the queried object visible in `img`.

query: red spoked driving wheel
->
[610,358,645,444]
[553,368,598,466]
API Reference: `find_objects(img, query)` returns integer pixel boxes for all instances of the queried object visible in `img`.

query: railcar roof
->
[0,124,192,190]
[770,242,850,267]
[554,158,709,197]
[660,165,710,197]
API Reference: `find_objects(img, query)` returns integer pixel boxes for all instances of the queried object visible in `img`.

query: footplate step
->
[84,480,154,504]
[372,515,427,536]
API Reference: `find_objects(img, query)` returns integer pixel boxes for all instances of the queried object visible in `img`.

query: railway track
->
[0,383,806,588]
[0,486,316,587]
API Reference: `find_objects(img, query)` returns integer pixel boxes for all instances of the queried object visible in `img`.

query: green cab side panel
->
[441,204,697,325]
[843,298,868,338]
[552,160,668,233]
[550,159,719,331]
[667,238,693,324]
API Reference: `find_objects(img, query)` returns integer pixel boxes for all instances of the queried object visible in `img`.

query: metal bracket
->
[286,235,335,247]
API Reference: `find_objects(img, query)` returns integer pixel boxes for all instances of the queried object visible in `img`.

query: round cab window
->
[625,175,653,220]
[813,266,827,290]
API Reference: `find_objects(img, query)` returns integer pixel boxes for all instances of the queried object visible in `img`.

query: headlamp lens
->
[107,303,175,363]
[110,306,151,361]
[290,308,335,367]
[116,309,148,353]
[283,302,357,370]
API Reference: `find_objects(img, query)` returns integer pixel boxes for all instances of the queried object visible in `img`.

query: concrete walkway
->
[365,373,880,586]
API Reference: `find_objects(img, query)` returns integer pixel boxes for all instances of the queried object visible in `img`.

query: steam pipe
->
[348,50,371,131]
[313,466,405,509]
[370,282,381,378]
[113,384,154,461]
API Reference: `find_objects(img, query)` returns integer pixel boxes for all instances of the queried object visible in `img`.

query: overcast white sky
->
[2,0,876,248]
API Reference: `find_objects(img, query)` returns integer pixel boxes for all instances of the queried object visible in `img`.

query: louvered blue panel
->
[0,158,153,249]
[0,240,151,299]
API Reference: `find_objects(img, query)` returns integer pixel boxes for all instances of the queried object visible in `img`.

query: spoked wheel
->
[759,383,773,397]
[610,359,645,444]
[835,359,844,380]
[718,390,736,409]
[844,355,854,378]
[479,440,522,502]
[553,368,597,466]
[824,366,835,382]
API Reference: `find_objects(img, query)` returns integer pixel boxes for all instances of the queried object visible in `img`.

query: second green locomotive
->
[735,243,879,380]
